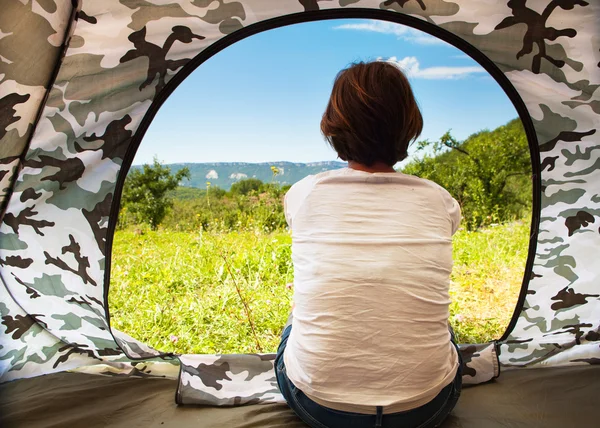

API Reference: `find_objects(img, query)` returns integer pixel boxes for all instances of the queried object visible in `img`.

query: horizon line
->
[131,160,347,166]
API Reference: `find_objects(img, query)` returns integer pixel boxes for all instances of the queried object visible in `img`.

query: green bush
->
[159,180,287,233]
[118,158,190,230]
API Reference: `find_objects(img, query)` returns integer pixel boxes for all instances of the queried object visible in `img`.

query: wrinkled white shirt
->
[283,167,461,414]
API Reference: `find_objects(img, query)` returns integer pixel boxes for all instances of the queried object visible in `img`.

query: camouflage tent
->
[1,0,599,413]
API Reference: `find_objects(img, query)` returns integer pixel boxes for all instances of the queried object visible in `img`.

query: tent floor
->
[1,365,599,428]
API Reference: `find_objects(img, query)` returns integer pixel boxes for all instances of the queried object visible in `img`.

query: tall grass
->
[109,221,529,353]
[449,221,529,343]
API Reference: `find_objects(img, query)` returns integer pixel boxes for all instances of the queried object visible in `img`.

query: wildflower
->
[169,334,179,343]
[453,314,464,323]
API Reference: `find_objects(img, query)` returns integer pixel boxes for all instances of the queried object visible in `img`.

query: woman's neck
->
[347,160,396,173]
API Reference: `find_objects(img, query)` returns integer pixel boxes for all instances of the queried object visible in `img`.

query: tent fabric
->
[0,0,599,403]
[63,343,497,407]
[175,343,498,406]
[2,366,600,428]
[0,1,73,213]
[60,343,497,407]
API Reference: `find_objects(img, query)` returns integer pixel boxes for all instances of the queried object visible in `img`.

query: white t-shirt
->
[283,167,461,414]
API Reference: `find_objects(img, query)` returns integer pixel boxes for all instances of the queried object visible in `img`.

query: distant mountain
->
[131,161,347,190]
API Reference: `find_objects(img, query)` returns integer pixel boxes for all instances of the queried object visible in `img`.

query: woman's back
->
[283,167,460,413]
[274,60,463,427]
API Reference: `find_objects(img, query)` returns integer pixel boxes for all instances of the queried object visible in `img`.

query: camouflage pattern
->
[459,342,499,384]
[177,354,282,405]
[0,0,598,406]
[176,344,499,406]
[0,1,73,215]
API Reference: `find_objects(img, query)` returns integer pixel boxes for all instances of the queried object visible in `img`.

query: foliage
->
[119,120,530,233]
[402,118,531,229]
[230,178,264,196]
[119,168,291,232]
[120,158,191,230]
[109,221,529,353]
[161,178,289,233]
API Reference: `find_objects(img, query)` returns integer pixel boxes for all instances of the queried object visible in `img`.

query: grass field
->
[109,221,530,354]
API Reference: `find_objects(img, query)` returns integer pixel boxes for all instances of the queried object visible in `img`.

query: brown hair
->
[320,61,423,166]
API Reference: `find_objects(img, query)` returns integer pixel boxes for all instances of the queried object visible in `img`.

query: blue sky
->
[135,19,518,166]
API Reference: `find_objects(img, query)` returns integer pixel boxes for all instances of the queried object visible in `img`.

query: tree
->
[121,158,191,230]
[403,119,531,229]
[230,178,264,196]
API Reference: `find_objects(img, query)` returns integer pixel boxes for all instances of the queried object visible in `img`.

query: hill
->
[131,161,346,190]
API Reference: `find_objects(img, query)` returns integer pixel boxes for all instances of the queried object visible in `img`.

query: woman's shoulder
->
[284,174,320,212]
[399,173,449,191]
[399,174,461,233]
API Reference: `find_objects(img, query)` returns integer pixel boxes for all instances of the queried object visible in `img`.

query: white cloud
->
[229,172,247,180]
[333,20,447,46]
[205,170,218,179]
[382,56,486,80]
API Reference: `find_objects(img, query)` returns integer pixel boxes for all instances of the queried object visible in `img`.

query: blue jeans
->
[275,325,462,428]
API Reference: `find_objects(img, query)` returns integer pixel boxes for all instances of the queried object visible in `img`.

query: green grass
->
[449,221,529,343]
[109,221,530,354]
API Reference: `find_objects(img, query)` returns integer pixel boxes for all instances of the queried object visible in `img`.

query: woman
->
[275,61,462,428]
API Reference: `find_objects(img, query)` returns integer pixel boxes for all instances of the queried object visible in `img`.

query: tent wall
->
[0,1,74,216]
[1,0,599,383]
[0,0,102,381]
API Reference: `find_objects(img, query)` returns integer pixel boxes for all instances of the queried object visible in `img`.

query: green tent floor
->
[1,365,599,427]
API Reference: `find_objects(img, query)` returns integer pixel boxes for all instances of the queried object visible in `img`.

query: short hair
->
[320,61,423,166]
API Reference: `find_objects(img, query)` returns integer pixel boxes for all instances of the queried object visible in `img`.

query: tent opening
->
[108,18,533,355]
